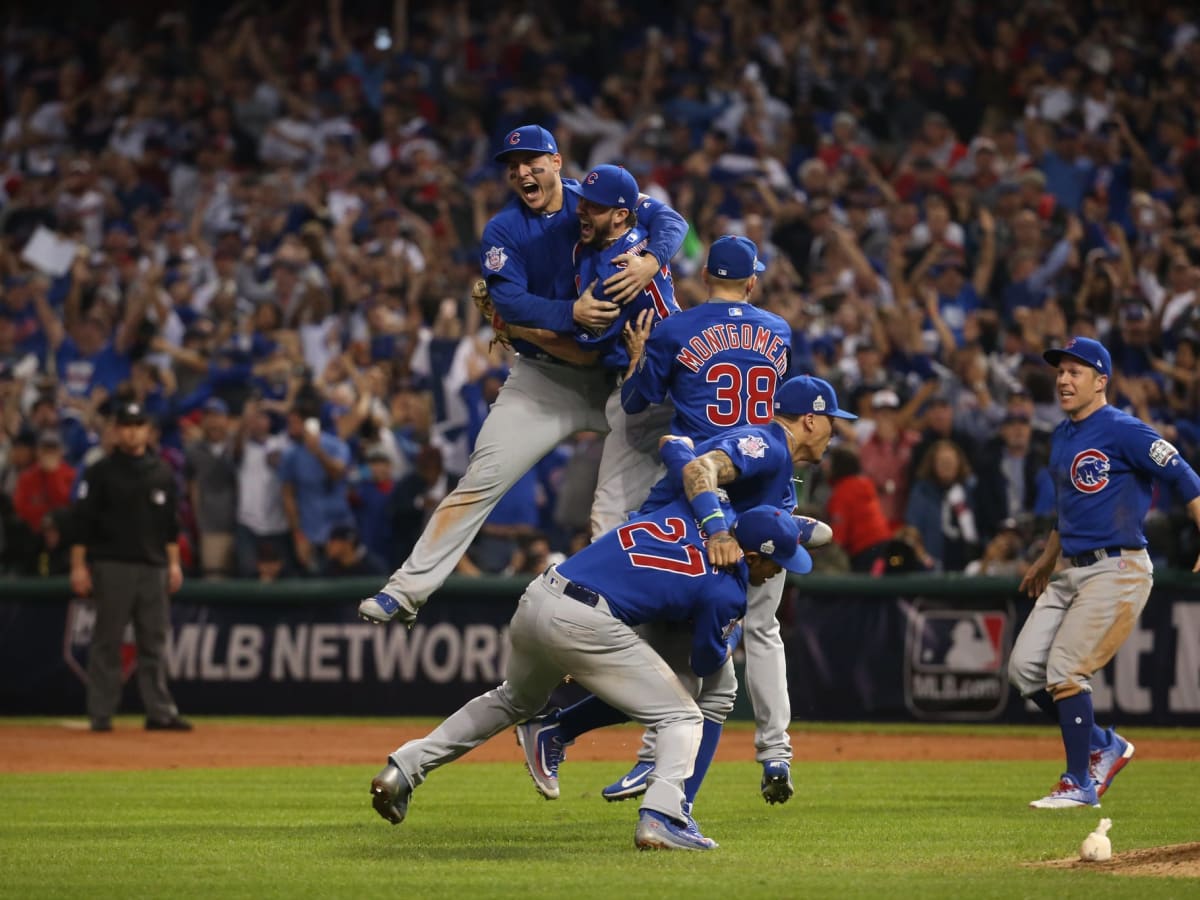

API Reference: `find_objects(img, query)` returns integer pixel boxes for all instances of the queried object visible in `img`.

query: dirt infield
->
[2,721,1199,774]
[1032,843,1200,878]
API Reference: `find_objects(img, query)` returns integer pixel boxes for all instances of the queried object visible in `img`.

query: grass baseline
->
[1,758,1197,899]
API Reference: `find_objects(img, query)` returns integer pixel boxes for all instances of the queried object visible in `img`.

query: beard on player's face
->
[578,199,620,245]
[507,153,561,213]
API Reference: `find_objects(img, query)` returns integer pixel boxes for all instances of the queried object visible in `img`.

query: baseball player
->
[1009,336,1200,808]
[358,126,686,625]
[516,375,854,812]
[615,234,805,802]
[501,163,681,537]
[368,502,814,852]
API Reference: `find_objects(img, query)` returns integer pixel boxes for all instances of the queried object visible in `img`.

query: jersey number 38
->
[705,364,777,427]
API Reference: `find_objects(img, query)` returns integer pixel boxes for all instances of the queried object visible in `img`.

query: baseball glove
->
[472,279,513,350]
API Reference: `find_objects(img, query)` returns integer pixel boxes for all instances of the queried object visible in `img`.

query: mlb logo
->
[915,611,1005,672]
[904,605,1011,720]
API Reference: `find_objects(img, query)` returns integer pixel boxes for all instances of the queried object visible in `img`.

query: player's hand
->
[658,434,694,451]
[1018,556,1055,598]
[706,531,743,568]
[573,280,619,331]
[623,308,654,369]
[604,252,660,305]
[70,563,92,598]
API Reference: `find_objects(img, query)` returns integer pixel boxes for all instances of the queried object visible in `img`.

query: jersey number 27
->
[617,517,707,576]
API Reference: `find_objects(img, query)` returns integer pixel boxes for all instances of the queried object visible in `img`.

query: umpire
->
[70,401,192,733]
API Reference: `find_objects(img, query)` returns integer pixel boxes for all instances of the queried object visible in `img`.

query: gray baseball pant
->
[590,389,676,538]
[388,571,702,821]
[86,560,180,722]
[1009,551,1152,699]
[382,357,612,607]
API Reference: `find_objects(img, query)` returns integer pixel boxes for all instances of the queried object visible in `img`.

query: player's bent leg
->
[1008,577,1072,697]
[590,394,674,539]
[742,576,791,764]
[362,360,596,622]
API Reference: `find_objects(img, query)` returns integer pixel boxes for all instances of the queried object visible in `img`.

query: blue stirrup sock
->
[552,695,630,742]
[683,719,723,805]
[1056,692,1095,786]
[1032,688,1109,747]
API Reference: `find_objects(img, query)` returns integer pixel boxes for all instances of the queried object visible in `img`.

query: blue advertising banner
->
[2,574,1198,723]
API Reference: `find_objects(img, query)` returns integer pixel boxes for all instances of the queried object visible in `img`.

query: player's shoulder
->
[484,198,531,236]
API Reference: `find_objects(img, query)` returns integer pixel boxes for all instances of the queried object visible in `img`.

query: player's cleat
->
[601,761,654,802]
[634,808,717,851]
[760,759,794,804]
[358,592,418,626]
[370,762,413,825]
[1089,729,1135,798]
[680,801,717,848]
[795,516,833,548]
[90,717,112,733]
[1029,773,1100,809]
[515,718,569,800]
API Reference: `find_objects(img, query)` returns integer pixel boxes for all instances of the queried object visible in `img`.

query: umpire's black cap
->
[115,401,149,426]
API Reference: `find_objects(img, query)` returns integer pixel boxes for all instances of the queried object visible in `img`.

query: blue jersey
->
[1048,404,1200,555]
[555,497,747,677]
[639,423,797,517]
[574,224,679,371]
[480,183,687,359]
[621,301,791,439]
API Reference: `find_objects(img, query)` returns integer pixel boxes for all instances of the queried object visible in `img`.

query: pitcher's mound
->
[1031,842,1200,878]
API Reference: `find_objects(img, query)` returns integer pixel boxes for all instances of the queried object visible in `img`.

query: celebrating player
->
[1009,337,1200,808]
[517,375,854,814]
[367,503,814,852]
[358,126,686,626]
[502,163,681,536]
[616,234,804,801]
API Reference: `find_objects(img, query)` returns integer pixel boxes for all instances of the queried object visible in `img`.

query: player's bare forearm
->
[507,325,599,365]
[1019,529,1060,597]
[681,451,736,499]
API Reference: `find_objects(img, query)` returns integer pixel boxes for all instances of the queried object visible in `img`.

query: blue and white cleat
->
[761,759,794,804]
[795,516,833,548]
[515,718,570,800]
[358,592,418,626]
[1029,773,1100,809]
[601,761,654,802]
[370,762,413,825]
[634,809,717,851]
[1090,729,1135,798]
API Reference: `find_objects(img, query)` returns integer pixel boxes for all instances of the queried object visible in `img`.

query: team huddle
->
[356,125,1200,851]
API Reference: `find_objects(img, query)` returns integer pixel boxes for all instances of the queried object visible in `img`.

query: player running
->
[367,502,813,852]
[1009,336,1200,808]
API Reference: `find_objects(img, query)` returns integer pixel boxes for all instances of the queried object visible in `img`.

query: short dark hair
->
[828,445,862,482]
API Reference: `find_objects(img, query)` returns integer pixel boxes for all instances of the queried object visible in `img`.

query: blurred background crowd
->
[1,0,1199,582]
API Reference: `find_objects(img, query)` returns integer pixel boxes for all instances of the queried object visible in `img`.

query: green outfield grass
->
[2,743,1198,899]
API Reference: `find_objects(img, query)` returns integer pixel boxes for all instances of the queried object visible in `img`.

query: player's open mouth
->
[580,220,594,239]
[521,181,541,201]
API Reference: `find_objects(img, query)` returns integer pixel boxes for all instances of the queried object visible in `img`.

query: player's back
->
[648,302,791,439]
[556,498,742,627]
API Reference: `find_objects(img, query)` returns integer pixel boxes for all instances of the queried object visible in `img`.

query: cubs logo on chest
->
[1070,448,1110,493]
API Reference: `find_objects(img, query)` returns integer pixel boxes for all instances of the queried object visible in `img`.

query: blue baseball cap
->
[774,375,858,420]
[1043,336,1111,376]
[493,125,559,162]
[707,235,767,279]
[733,506,813,574]
[571,164,639,210]
[204,397,230,415]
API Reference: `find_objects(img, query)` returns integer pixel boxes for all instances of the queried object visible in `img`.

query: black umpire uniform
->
[70,401,191,732]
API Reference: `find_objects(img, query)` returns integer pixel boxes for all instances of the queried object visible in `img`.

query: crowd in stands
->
[1,0,1199,581]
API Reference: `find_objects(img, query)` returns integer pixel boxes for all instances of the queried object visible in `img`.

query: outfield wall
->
[2,573,1198,724]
